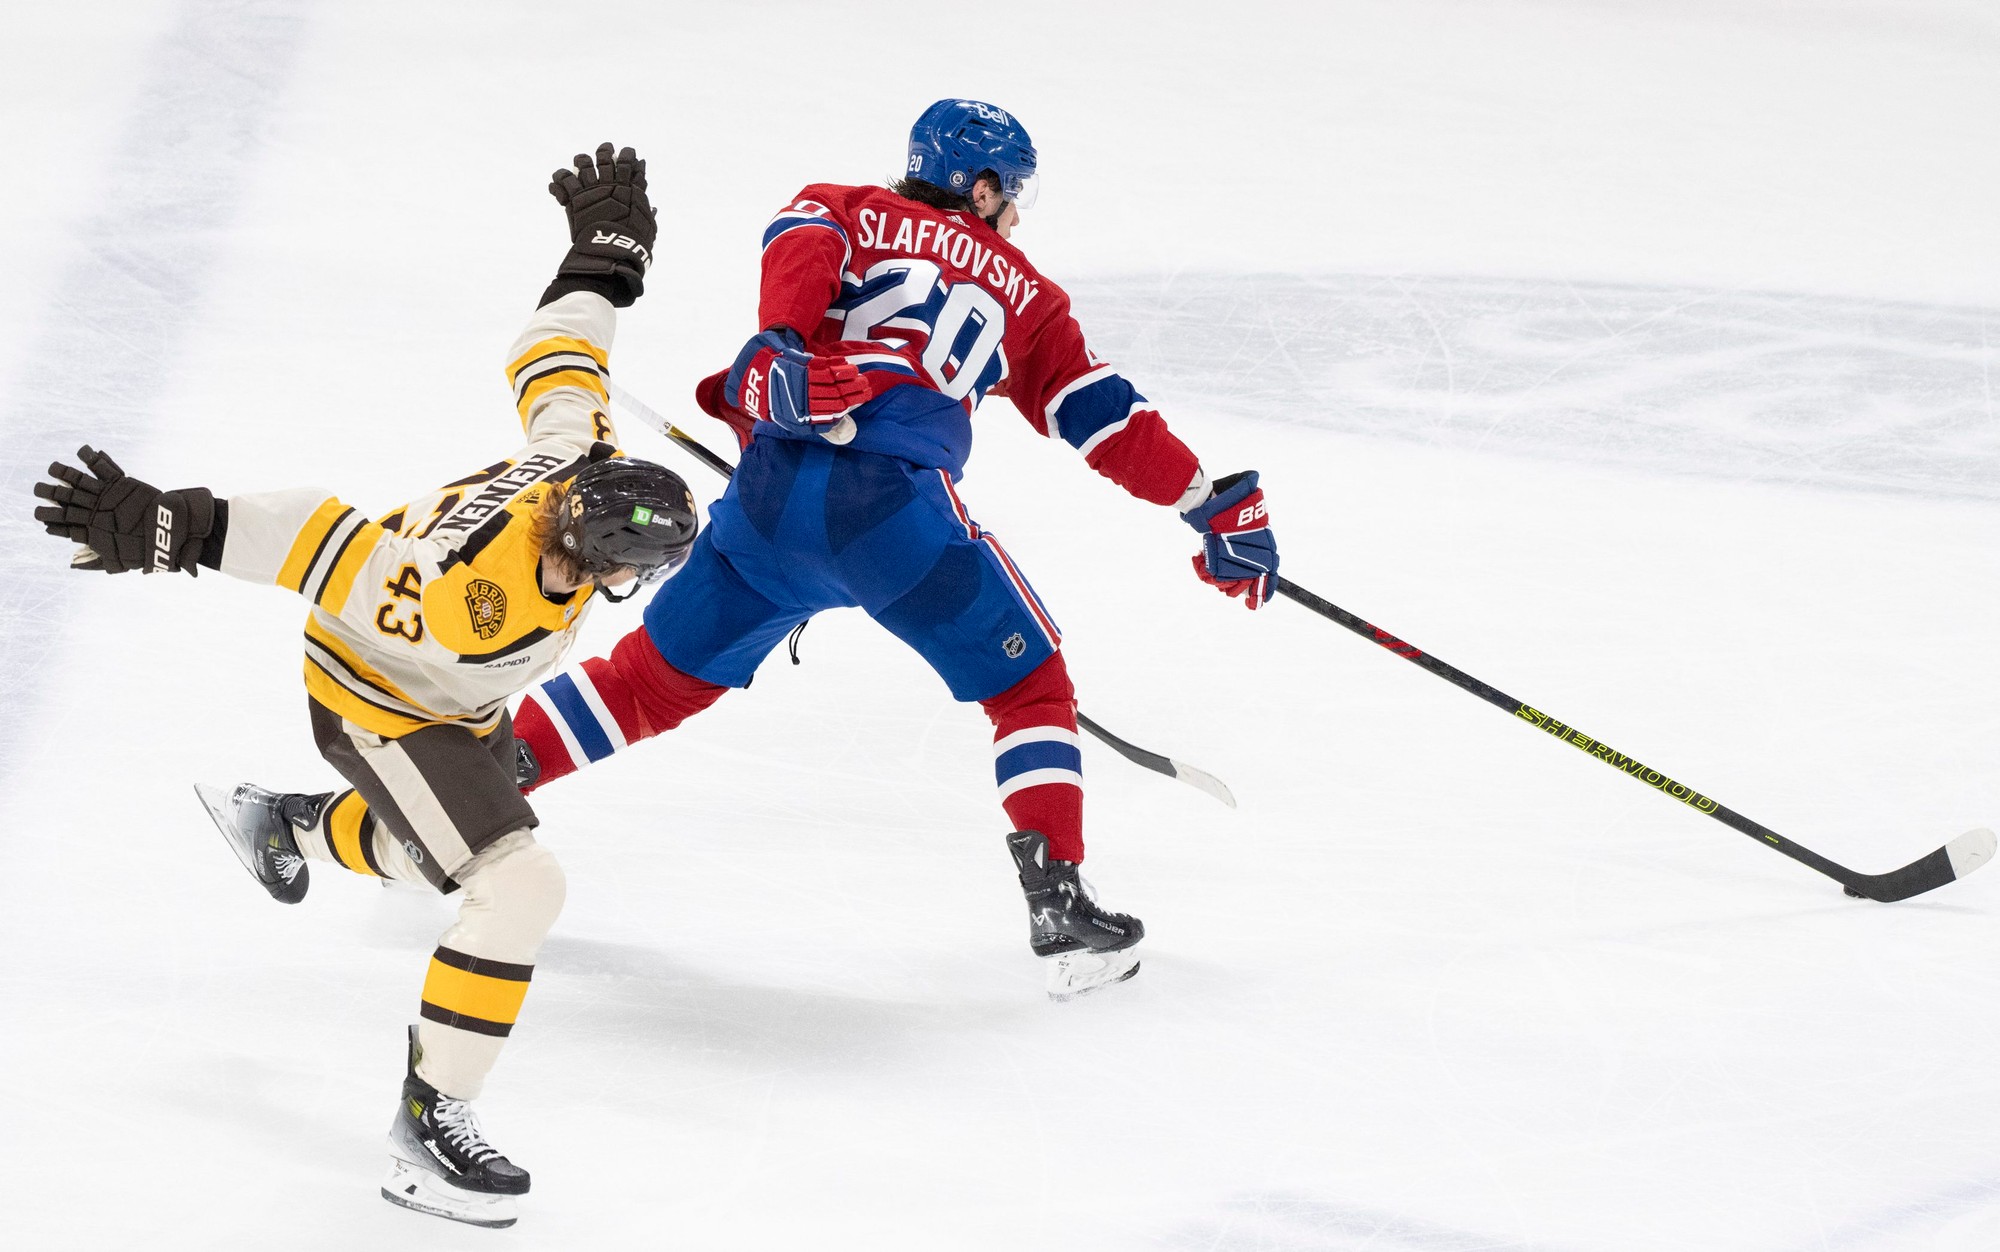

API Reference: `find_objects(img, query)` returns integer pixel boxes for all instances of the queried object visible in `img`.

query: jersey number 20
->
[839,258,1007,402]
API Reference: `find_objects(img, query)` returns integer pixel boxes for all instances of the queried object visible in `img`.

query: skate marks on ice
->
[1158,1191,1575,1252]
[1070,273,1999,501]
[0,0,312,776]
[531,931,1039,1068]
[1779,1176,2000,1252]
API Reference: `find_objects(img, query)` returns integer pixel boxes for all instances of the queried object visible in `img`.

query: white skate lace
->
[433,1097,502,1163]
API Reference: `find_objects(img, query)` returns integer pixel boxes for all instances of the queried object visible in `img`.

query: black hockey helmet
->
[557,454,698,592]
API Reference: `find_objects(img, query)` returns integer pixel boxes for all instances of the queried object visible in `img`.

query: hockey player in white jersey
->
[31,143,694,1228]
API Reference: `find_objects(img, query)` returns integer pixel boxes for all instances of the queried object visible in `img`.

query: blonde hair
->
[530,481,588,586]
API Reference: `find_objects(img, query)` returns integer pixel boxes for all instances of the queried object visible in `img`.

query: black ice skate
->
[383,1026,530,1228]
[1006,831,1144,1001]
[191,782,317,905]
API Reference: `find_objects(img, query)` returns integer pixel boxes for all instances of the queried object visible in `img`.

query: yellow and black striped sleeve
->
[504,290,619,447]
[218,488,397,615]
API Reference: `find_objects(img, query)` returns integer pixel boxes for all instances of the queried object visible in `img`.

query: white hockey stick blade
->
[1946,828,1996,881]
[1172,761,1237,809]
[1045,948,1141,1002]
[1076,713,1239,809]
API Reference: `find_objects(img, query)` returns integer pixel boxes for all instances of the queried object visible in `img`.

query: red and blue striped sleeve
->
[1012,294,1203,507]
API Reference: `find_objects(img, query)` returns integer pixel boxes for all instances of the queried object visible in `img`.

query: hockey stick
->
[607,381,1237,808]
[1273,576,1992,901]
[1075,712,1235,809]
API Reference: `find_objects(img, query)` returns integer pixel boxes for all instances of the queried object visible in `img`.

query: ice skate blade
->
[192,781,307,904]
[381,1155,519,1228]
[192,783,261,879]
[1045,947,1141,1002]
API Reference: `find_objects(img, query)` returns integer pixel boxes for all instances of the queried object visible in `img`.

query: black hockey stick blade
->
[1840,828,1995,902]
[1273,575,1994,902]
[1077,712,1237,808]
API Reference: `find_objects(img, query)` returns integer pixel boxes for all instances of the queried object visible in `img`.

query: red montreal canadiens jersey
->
[752,184,1201,505]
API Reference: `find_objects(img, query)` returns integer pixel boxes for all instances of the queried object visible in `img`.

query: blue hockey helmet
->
[906,99,1039,209]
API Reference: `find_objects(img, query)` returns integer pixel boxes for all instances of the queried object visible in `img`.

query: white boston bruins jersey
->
[217,292,623,738]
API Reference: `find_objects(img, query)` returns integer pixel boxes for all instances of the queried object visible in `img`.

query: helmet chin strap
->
[594,577,642,603]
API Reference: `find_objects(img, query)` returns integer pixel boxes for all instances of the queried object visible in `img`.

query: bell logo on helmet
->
[908,99,1038,211]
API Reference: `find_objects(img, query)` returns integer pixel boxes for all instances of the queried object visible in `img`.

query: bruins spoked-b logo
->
[465,578,507,641]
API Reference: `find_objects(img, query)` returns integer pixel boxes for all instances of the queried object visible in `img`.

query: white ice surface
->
[2,2,1997,1249]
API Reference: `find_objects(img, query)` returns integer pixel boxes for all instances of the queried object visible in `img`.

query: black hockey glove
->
[547,142,657,308]
[32,446,215,575]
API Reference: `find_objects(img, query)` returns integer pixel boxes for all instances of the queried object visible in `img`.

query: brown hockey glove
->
[32,445,214,575]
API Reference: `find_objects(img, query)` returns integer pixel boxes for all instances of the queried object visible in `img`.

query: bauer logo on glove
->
[723,327,871,437]
[1182,469,1279,611]
[32,445,216,576]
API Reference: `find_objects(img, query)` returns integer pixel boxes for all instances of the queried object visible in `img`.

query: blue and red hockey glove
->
[722,328,869,437]
[1182,470,1278,610]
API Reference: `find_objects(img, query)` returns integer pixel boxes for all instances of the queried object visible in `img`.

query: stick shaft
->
[1273,576,1859,886]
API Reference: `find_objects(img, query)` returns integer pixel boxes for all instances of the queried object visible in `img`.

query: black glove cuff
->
[199,498,230,571]
[539,273,632,309]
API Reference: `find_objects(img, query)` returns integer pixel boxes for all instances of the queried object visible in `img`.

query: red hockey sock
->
[982,652,1085,861]
[513,626,727,793]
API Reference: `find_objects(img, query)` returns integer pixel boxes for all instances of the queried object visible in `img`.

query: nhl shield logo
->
[465,578,507,641]
[1002,632,1026,659]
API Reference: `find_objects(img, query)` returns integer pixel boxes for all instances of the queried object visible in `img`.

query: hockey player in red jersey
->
[512,100,1281,1000]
